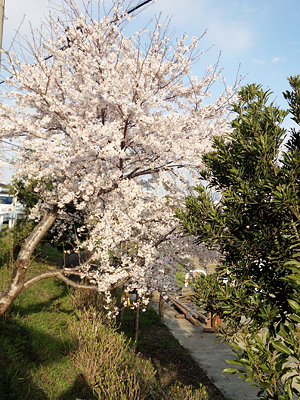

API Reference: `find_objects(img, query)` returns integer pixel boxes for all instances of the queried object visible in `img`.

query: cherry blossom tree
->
[0,0,236,315]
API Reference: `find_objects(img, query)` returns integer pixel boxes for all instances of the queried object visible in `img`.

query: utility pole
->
[0,0,5,183]
[0,0,5,66]
[0,1,4,52]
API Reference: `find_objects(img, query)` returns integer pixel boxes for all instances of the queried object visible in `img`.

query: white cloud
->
[251,59,265,65]
[205,19,255,54]
[272,56,287,63]
[145,1,255,53]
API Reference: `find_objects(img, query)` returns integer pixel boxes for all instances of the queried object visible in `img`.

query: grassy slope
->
[0,226,226,400]
[0,269,93,399]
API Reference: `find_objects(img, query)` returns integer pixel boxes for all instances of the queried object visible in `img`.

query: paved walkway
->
[151,300,260,400]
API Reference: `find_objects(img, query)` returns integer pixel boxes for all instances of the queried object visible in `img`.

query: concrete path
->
[151,301,260,400]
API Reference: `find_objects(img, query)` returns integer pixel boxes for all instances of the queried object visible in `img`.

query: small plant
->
[68,307,158,400]
[176,264,188,287]
[68,286,114,316]
[164,383,209,400]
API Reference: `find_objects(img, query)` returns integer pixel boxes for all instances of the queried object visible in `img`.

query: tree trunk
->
[158,293,165,323]
[133,293,140,342]
[119,286,126,323]
[0,207,58,316]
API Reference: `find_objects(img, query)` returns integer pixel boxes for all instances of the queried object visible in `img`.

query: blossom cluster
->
[0,0,235,298]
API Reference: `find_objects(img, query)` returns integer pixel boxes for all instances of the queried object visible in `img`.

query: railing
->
[0,209,25,231]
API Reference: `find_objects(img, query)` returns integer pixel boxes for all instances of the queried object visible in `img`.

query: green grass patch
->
[176,264,187,287]
[0,225,14,267]
[0,269,95,400]
[0,296,93,399]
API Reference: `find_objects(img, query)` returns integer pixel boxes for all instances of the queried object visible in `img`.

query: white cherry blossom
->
[0,0,236,314]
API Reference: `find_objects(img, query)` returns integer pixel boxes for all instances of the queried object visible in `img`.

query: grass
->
[176,264,187,287]
[0,226,14,269]
[0,225,227,399]
[0,287,85,399]
[0,261,89,400]
[120,307,226,399]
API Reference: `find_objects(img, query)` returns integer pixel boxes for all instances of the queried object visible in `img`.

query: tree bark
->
[158,293,165,323]
[133,293,140,342]
[0,207,58,316]
[119,286,126,323]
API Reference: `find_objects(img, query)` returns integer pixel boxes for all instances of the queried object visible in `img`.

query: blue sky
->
[1,0,300,181]
[139,0,299,114]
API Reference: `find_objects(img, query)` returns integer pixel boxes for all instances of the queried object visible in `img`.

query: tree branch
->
[23,268,130,291]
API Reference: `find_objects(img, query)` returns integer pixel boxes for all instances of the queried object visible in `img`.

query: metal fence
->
[0,209,25,231]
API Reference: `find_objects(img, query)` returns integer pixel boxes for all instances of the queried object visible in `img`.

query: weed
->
[69,286,108,313]
[68,307,158,400]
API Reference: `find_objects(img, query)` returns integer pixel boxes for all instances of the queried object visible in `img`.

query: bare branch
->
[23,268,130,291]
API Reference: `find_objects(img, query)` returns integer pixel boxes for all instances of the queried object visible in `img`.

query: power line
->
[127,0,153,14]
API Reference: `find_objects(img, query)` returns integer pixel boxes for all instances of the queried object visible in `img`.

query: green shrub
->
[69,287,111,314]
